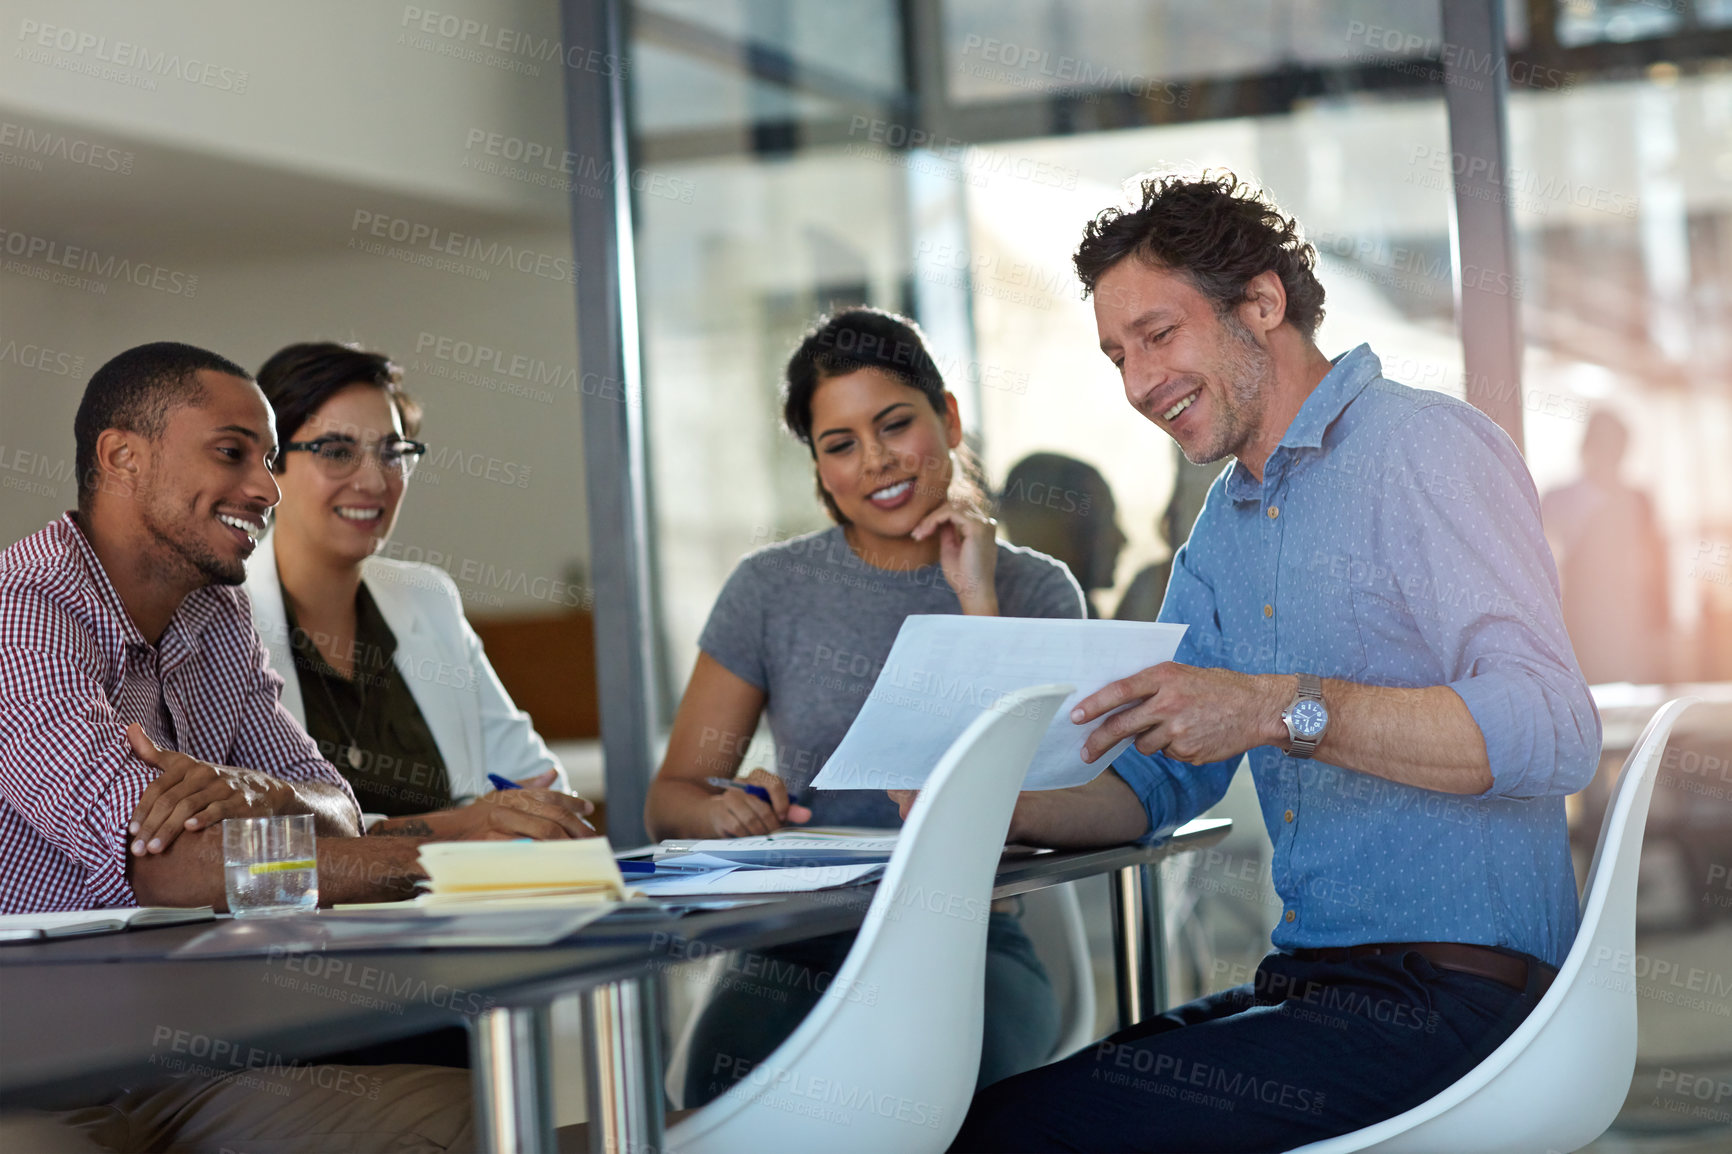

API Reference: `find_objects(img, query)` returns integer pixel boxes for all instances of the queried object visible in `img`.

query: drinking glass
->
[222,815,319,917]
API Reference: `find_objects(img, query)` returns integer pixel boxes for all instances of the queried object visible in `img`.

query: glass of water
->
[222,815,319,917]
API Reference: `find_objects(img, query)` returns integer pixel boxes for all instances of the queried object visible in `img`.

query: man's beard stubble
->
[1179,314,1276,467]
[135,477,247,588]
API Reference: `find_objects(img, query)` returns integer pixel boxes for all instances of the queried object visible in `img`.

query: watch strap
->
[1285,672,1326,759]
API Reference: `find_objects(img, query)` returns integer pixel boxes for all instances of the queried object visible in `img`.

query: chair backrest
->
[1288,696,1698,1154]
[666,684,1073,1154]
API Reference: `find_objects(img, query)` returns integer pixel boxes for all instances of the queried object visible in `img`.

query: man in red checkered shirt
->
[0,343,492,1150]
[0,343,446,915]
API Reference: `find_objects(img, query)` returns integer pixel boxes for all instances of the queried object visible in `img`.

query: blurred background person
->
[1541,409,1671,684]
[997,451,1126,618]
[1114,452,1219,622]
[248,342,592,839]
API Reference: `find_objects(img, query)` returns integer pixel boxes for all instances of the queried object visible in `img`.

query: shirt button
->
[1267,506,1280,519]
[1264,604,1274,618]
[1284,910,1296,923]
[1284,809,1294,823]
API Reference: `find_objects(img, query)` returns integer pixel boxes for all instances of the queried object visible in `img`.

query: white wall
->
[1,0,591,613]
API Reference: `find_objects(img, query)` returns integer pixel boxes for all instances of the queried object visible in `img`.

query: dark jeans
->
[684,909,1060,1107]
[951,947,1546,1153]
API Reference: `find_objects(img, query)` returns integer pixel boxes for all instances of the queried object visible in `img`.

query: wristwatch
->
[1281,673,1329,759]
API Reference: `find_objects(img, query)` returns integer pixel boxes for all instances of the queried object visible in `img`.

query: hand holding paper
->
[810,616,1187,793]
[1073,661,1290,765]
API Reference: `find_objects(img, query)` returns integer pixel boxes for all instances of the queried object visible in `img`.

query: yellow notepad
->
[416,839,629,905]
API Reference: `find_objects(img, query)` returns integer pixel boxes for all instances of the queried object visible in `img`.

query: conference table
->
[0,818,1229,1153]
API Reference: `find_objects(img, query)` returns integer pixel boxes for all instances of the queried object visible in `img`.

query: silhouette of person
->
[1540,410,1670,684]
[998,453,1126,618]
[1115,452,1219,622]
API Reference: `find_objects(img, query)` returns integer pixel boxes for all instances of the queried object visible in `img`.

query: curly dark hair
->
[1073,171,1326,338]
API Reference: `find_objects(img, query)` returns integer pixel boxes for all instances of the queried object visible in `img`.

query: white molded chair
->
[665,684,1074,1154]
[664,812,1102,1109]
[1287,696,1698,1154]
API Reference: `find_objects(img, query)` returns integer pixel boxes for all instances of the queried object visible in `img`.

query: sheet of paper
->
[171,905,610,957]
[810,615,1187,792]
[665,835,899,867]
[631,863,883,897]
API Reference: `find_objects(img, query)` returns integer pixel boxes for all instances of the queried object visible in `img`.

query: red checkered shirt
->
[0,515,356,913]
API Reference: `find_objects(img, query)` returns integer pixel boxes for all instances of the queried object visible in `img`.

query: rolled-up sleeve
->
[1378,405,1601,799]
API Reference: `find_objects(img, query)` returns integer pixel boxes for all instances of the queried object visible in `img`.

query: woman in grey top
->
[646,307,1085,1106]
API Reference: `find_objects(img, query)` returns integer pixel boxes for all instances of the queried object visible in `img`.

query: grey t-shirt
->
[698,525,1086,826]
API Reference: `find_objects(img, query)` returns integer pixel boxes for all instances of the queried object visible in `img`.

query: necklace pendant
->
[346,746,364,770]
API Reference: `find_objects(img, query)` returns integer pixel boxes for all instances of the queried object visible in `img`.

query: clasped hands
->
[126,724,299,856]
[124,723,596,855]
[392,771,597,841]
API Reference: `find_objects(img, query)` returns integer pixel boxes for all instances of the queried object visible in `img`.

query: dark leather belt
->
[1288,942,1556,996]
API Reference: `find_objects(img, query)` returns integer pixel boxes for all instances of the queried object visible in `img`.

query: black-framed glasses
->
[281,437,427,480]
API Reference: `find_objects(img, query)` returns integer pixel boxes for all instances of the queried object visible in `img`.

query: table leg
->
[1110,861,1166,1029]
[470,1003,555,1154]
[582,976,664,1154]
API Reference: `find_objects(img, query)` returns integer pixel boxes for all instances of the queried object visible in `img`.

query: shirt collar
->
[1280,343,1382,450]
[1223,344,1383,501]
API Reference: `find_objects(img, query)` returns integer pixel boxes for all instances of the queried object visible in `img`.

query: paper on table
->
[668,835,898,867]
[631,863,883,897]
[810,615,1187,792]
[171,905,611,957]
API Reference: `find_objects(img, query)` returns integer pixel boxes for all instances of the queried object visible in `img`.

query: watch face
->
[1291,699,1328,738]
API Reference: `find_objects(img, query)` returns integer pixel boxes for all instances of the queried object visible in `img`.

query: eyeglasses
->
[281,437,427,480]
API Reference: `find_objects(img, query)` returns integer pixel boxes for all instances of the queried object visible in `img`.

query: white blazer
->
[244,532,567,809]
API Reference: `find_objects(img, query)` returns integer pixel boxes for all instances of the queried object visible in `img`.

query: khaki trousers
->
[41,1064,476,1153]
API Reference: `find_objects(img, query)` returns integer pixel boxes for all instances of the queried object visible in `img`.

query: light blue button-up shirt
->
[1112,345,1601,967]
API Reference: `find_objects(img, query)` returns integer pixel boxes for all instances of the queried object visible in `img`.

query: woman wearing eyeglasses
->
[243,341,593,840]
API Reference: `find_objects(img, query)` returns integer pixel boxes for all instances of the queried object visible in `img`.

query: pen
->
[487,773,523,792]
[705,776,798,805]
[617,859,719,876]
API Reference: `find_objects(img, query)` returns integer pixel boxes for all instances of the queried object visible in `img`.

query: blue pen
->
[618,859,721,876]
[487,773,523,792]
[705,776,799,805]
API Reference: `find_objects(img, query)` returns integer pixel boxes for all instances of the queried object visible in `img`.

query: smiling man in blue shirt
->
[949,173,1600,1152]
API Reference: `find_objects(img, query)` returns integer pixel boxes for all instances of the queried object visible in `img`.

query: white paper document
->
[630,863,884,897]
[171,906,612,956]
[809,615,1187,793]
[667,834,900,866]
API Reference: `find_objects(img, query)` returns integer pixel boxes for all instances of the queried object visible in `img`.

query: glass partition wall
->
[622,0,1469,1015]
[614,0,1732,1037]
[629,0,1470,701]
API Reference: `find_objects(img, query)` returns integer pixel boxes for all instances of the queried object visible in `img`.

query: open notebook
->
[0,906,215,943]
